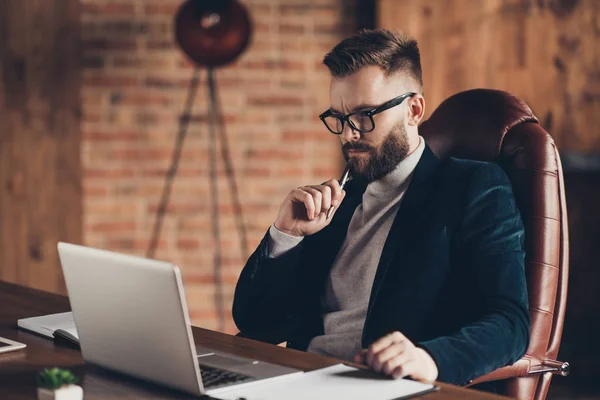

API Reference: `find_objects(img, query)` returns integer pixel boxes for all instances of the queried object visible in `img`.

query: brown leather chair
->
[419,89,570,400]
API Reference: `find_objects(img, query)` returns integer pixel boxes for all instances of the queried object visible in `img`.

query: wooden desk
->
[0,281,510,399]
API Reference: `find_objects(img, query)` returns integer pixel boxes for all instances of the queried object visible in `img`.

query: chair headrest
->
[420,89,538,161]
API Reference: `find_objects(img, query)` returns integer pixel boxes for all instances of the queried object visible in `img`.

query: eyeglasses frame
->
[319,92,417,135]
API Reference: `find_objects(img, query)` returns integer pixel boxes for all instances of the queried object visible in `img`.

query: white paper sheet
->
[17,312,77,339]
[215,364,436,400]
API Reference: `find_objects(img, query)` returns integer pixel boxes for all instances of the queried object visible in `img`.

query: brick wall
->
[80,0,357,333]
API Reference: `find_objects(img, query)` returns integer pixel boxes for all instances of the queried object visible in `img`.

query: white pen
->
[326,163,351,219]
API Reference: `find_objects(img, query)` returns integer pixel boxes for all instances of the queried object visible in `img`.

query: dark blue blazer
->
[233,144,530,386]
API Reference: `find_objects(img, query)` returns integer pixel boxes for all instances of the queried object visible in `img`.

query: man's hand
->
[273,179,346,237]
[354,331,438,382]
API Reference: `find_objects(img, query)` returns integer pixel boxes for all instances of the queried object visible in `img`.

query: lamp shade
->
[174,0,252,68]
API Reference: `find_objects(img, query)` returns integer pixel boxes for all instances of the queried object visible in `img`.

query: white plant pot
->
[37,384,83,400]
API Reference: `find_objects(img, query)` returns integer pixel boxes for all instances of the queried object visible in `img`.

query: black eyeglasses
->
[319,92,416,135]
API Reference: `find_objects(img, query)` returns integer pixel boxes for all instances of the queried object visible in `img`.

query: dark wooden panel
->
[555,171,600,381]
[378,0,600,152]
[0,0,82,294]
[0,281,511,399]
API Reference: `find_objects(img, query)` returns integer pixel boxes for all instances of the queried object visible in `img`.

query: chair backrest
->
[419,89,569,400]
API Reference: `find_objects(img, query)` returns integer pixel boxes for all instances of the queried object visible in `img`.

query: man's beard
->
[342,122,410,183]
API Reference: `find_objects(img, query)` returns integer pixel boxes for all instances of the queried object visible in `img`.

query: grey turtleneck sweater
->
[268,137,426,361]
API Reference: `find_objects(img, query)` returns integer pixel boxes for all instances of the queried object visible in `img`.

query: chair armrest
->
[467,355,570,386]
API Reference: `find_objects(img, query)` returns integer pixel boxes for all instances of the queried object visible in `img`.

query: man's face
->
[328,66,413,182]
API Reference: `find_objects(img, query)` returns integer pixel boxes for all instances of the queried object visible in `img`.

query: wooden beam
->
[0,0,82,294]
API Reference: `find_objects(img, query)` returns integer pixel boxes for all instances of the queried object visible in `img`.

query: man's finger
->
[366,332,406,365]
[309,185,332,211]
[370,342,406,373]
[381,350,413,376]
[391,358,418,380]
[302,187,322,218]
[353,349,367,364]
[291,188,316,220]
[323,179,342,206]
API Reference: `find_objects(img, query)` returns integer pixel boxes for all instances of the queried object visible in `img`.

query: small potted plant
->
[37,368,83,400]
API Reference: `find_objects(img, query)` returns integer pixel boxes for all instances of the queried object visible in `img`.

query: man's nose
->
[340,122,361,142]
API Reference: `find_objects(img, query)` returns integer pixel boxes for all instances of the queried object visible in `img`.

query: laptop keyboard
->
[200,365,255,389]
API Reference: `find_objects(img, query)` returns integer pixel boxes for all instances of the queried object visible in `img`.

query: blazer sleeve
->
[232,230,305,343]
[418,163,530,385]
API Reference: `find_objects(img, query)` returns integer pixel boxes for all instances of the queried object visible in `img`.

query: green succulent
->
[37,368,80,390]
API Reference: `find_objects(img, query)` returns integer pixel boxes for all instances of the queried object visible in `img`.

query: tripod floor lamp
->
[147,0,253,331]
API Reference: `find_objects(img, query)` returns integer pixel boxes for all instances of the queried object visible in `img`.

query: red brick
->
[244,166,270,177]
[278,40,313,53]
[109,148,172,161]
[280,78,307,89]
[82,56,105,69]
[146,40,175,50]
[179,217,210,232]
[278,167,306,178]
[115,184,160,197]
[84,167,136,179]
[142,167,209,178]
[83,39,137,51]
[94,21,150,36]
[247,95,304,107]
[240,203,272,214]
[87,221,136,233]
[187,113,237,124]
[147,202,207,214]
[83,130,143,142]
[82,2,136,16]
[107,238,168,251]
[145,22,171,36]
[116,93,172,107]
[312,167,341,178]
[143,76,191,89]
[242,60,305,71]
[186,274,240,285]
[83,185,110,197]
[278,23,305,35]
[254,23,271,34]
[85,201,141,215]
[144,3,181,16]
[82,111,102,123]
[217,78,272,89]
[246,149,305,161]
[279,4,311,16]
[113,56,172,69]
[81,91,103,107]
[315,22,352,35]
[134,111,178,126]
[177,238,200,250]
[249,4,272,15]
[281,129,324,141]
[83,75,139,88]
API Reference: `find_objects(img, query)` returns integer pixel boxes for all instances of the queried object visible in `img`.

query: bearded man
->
[233,29,530,388]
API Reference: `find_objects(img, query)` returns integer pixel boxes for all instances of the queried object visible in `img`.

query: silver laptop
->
[57,242,301,397]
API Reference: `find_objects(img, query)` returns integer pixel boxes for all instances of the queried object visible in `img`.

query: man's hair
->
[323,29,423,92]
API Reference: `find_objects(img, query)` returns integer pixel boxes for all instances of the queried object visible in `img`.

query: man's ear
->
[407,94,425,127]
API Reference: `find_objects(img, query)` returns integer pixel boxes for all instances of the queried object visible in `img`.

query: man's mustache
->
[342,142,375,152]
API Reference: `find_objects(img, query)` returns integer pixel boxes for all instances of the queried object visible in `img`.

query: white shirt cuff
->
[268,225,304,258]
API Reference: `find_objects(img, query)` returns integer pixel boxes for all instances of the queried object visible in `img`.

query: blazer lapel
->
[362,144,442,345]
